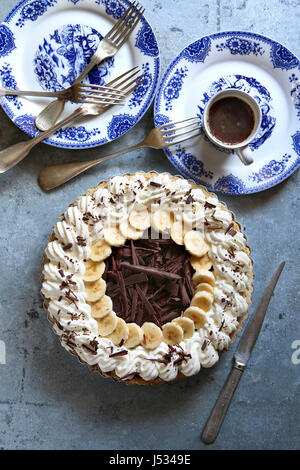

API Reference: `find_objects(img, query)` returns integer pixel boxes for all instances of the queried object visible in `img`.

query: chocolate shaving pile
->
[103,232,195,326]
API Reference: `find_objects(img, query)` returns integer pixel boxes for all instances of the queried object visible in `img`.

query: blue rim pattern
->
[0,0,160,149]
[154,31,300,195]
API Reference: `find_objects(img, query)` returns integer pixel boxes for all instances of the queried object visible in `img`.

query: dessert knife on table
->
[201,261,285,445]
[35,0,145,131]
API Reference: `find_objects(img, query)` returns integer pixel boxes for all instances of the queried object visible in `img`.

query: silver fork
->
[0,83,126,105]
[0,67,143,174]
[38,117,201,190]
[35,0,145,131]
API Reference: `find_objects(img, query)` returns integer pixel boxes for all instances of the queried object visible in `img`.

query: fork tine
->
[108,2,139,41]
[108,68,140,91]
[161,121,200,136]
[77,90,125,100]
[105,1,138,39]
[164,125,201,141]
[78,83,127,96]
[165,130,201,146]
[111,4,144,44]
[100,75,144,106]
[77,93,125,103]
[77,92,125,101]
[77,98,124,106]
[116,7,145,48]
[103,66,139,88]
[119,77,145,97]
[77,87,126,99]
[118,74,144,94]
[82,69,142,108]
[159,116,200,131]
[98,77,145,109]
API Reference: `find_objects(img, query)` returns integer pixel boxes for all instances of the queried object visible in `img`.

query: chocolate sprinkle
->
[109,349,128,358]
[227,228,237,237]
[76,236,87,246]
[204,202,216,209]
[103,237,195,326]
[63,243,73,251]
[225,222,234,235]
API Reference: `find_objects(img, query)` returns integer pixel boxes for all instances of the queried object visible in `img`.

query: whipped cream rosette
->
[41,172,254,385]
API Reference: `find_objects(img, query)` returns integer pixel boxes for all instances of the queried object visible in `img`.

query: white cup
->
[203,89,262,165]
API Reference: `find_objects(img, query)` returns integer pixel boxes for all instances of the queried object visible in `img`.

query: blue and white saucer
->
[0,0,160,149]
[154,31,300,194]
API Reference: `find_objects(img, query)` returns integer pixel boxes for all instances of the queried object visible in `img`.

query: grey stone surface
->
[0,0,299,451]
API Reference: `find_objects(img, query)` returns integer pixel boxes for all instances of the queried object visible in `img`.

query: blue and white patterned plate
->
[154,31,300,194]
[0,0,160,148]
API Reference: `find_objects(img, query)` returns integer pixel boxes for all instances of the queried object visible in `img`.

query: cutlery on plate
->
[38,117,201,190]
[0,67,143,174]
[201,261,286,445]
[35,0,145,131]
[0,83,126,105]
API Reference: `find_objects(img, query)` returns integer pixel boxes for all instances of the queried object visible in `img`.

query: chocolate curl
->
[160,311,182,324]
[121,262,181,281]
[130,240,138,265]
[130,239,140,323]
[179,279,190,307]
[117,269,128,318]
[183,259,194,298]
[136,285,158,323]
[125,273,148,286]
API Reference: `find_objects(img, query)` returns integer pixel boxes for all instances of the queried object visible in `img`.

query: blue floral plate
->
[0,0,160,149]
[154,31,300,194]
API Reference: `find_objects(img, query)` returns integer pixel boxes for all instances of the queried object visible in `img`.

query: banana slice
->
[129,209,151,231]
[184,306,207,329]
[107,317,129,346]
[119,220,144,240]
[162,322,183,345]
[191,291,214,312]
[192,269,215,286]
[195,282,214,296]
[82,259,105,282]
[173,317,195,339]
[90,295,113,319]
[90,239,112,262]
[85,278,106,302]
[104,226,126,247]
[190,254,213,271]
[97,311,117,336]
[151,209,172,233]
[184,230,209,257]
[170,221,185,245]
[124,323,143,349]
[141,322,163,350]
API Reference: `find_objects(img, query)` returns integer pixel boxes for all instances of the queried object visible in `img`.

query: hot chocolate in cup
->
[203,89,262,165]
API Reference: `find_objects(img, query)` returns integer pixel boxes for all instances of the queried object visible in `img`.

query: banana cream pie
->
[41,172,254,385]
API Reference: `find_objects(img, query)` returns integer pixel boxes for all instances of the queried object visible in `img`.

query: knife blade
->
[201,261,285,445]
[234,260,285,367]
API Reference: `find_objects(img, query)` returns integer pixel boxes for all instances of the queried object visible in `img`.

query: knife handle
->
[201,366,244,444]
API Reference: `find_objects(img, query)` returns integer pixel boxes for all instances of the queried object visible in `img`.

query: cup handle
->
[235,145,254,166]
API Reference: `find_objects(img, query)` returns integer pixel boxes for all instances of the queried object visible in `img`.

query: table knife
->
[201,261,285,444]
